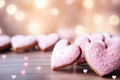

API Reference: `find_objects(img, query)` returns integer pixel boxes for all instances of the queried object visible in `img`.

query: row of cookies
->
[51,33,120,77]
[0,33,60,52]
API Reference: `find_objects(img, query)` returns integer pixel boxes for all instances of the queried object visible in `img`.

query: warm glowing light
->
[0,0,5,8]
[83,0,93,9]
[65,0,74,5]
[28,21,41,35]
[15,11,25,21]
[93,14,103,24]
[6,4,17,15]
[75,25,86,36]
[34,0,48,8]
[50,8,59,16]
[109,15,120,25]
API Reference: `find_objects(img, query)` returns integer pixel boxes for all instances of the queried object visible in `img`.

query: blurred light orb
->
[34,0,48,8]
[28,21,41,35]
[50,8,59,16]
[65,0,74,5]
[93,14,103,24]
[0,0,5,8]
[83,0,93,9]
[15,11,25,21]
[6,4,17,15]
[75,25,86,36]
[109,15,120,25]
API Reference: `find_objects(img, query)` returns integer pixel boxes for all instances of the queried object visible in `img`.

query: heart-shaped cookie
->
[74,33,104,64]
[85,41,120,76]
[0,35,11,51]
[36,33,60,51]
[51,39,81,71]
[11,35,37,52]
[74,34,90,63]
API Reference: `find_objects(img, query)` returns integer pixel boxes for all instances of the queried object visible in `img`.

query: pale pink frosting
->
[89,33,104,41]
[0,35,10,47]
[36,33,60,50]
[51,39,81,69]
[11,35,36,48]
[85,41,120,75]
[74,34,90,63]
[74,33,104,63]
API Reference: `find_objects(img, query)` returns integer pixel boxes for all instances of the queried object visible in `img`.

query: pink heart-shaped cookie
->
[11,35,37,52]
[51,39,81,71]
[0,35,11,51]
[85,41,120,76]
[74,34,90,63]
[74,33,104,64]
[36,33,60,51]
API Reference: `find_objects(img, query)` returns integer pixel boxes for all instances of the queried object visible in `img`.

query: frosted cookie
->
[36,33,60,51]
[85,41,120,77]
[11,35,37,52]
[51,39,81,71]
[74,34,90,63]
[0,35,11,51]
[74,33,104,64]
[89,33,104,41]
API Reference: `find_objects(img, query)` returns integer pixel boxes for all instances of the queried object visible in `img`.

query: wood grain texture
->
[0,51,119,80]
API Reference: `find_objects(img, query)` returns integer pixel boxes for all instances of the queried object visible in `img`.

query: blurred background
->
[0,0,120,36]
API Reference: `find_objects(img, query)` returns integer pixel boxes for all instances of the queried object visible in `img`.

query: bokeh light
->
[109,15,120,25]
[34,0,48,9]
[50,8,59,16]
[15,11,25,21]
[0,0,5,8]
[6,4,17,15]
[0,27,2,34]
[28,21,41,35]
[93,14,103,24]
[83,0,93,9]
[75,25,86,36]
[65,0,74,5]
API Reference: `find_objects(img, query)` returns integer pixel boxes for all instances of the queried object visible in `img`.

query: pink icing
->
[36,33,60,51]
[85,41,120,76]
[105,35,120,47]
[51,39,81,70]
[74,33,104,63]
[74,34,90,63]
[0,35,10,46]
[11,35,36,48]
[89,33,104,41]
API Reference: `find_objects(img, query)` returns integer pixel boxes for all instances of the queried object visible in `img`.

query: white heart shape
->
[11,75,16,79]
[24,56,28,61]
[21,70,26,75]
[1,54,7,59]
[83,69,88,74]
[112,75,117,79]
[36,66,41,71]
[24,62,28,66]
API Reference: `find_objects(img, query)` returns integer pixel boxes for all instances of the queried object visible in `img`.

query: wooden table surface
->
[0,51,119,80]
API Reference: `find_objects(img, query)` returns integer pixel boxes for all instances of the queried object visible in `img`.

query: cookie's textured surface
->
[85,41,120,76]
[51,39,81,71]
[36,33,60,51]
[11,35,37,52]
